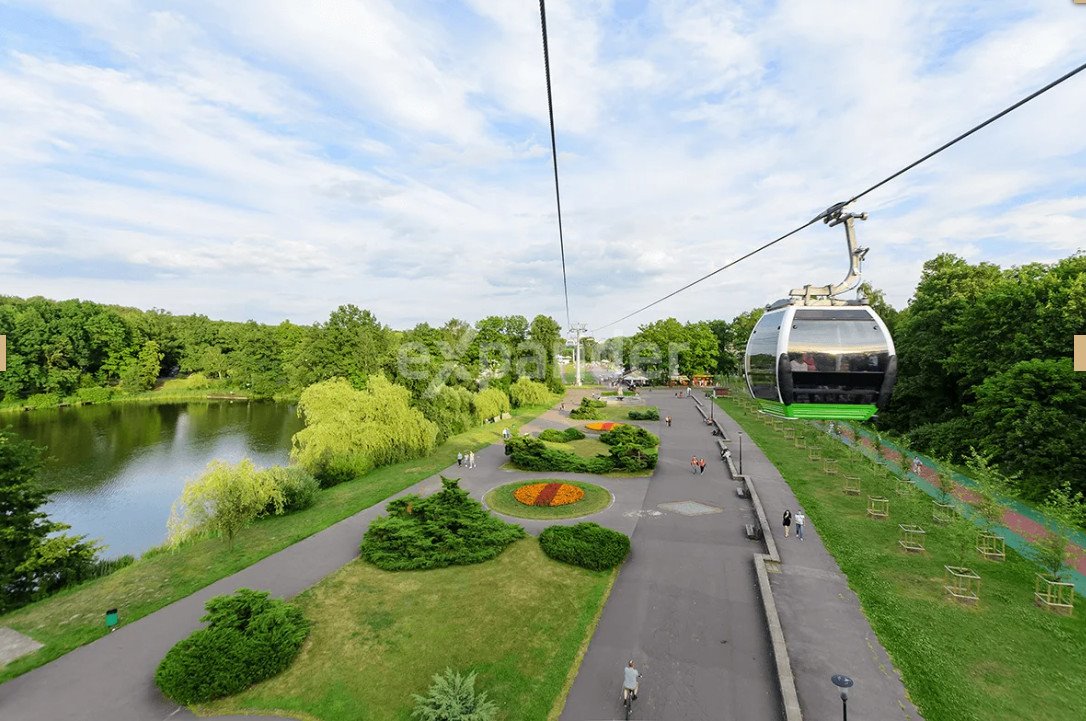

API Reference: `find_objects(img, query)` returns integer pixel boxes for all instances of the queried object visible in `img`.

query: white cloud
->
[0,0,1082,334]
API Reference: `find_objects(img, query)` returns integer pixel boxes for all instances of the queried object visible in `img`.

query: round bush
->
[262,466,320,512]
[539,522,630,570]
[155,589,309,704]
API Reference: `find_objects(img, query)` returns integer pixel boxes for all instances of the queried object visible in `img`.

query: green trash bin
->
[105,608,119,631]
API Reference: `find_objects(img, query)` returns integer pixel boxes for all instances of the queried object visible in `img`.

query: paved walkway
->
[0,396,644,721]
[560,391,781,721]
[711,407,921,721]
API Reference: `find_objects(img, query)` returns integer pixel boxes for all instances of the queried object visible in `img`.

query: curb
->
[707,403,802,721]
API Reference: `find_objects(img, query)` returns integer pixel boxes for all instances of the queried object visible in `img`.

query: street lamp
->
[831,674,854,721]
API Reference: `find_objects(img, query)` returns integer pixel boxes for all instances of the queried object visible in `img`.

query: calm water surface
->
[3,402,302,558]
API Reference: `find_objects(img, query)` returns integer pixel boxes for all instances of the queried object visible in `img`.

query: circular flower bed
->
[485,480,612,520]
[585,421,625,432]
[514,482,585,507]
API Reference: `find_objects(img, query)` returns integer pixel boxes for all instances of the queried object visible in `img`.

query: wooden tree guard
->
[976,532,1006,562]
[894,476,912,496]
[823,459,839,475]
[843,476,861,495]
[898,524,926,553]
[932,501,955,524]
[1034,574,1074,616]
[867,496,889,520]
[794,438,807,450]
[807,449,823,463]
[944,566,981,604]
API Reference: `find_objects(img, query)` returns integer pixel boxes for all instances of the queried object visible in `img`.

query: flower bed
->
[514,482,585,507]
[585,421,624,432]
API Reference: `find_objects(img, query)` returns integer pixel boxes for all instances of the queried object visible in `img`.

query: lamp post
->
[831,674,854,721]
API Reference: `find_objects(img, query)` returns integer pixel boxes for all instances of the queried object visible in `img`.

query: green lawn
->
[201,539,615,721]
[0,404,554,682]
[716,397,1086,721]
[542,437,610,459]
[484,480,612,520]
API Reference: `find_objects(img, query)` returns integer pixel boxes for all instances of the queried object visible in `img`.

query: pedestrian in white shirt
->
[794,511,806,540]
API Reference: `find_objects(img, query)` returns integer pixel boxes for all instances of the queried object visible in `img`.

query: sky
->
[0,0,1084,337]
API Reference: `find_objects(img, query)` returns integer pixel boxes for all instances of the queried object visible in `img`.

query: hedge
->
[155,589,309,704]
[539,523,630,570]
[627,407,660,421]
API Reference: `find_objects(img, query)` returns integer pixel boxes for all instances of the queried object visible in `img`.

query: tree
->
[416,385,476,442]
[707,320,740,376]
[508,377,552,407]
[291,376,439,485]
[1028,483,1086,581]
[412,668,499,721]
[964,447,1012,535]
[167,459,284,546]
[473,388,511,422]
[198,346,229,380]
[120,340,163,392]
[969,359,1086,498]
[301,305,394,389]
[680,321,719,376]
[0,431,101,612]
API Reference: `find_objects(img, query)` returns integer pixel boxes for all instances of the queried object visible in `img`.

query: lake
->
[2,401,303,558]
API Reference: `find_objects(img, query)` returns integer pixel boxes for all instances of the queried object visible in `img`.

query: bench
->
[744,522,763,541]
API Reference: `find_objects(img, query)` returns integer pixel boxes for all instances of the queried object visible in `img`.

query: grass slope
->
[202,539,615,721]
[485,481,612,520]
[0,404,553,682]
[717,397,1086,721]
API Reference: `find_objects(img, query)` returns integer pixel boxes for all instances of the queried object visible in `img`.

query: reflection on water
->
[2,402,303,558]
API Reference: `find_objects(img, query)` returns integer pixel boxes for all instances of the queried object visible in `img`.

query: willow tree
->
[168,459,284,546]
[292,376,438,486]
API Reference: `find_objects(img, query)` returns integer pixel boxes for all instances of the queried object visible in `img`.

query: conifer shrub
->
[539,522,630,570]
[155,589,309,704]
[360,477,525,571]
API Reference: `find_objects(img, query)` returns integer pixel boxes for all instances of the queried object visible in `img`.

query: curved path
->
[0,397,645,721]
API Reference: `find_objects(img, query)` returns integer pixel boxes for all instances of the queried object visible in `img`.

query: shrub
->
[503,436,611,474]
[600,425,658,448]
[509,377,552,408]
[627,407,660,421]
[539,522,630,570]
[538,427,585,443]
[411,668,499,721]
[360,477,525,571]
[75,386,115,404]
[569,396,607,419]
[167,459,284,546]
[24,393,60,409]
[261,466,319,513]
[569,405,601,420]
[473,387,512,422]
[88,553,135,580]
[155,588,309,705]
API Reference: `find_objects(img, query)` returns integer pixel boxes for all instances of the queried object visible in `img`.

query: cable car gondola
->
[743,206,897,421]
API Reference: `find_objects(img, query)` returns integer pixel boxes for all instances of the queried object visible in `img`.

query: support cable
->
[591,59,1086,333]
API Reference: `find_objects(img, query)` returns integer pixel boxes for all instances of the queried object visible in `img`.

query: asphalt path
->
[559,391,781,721]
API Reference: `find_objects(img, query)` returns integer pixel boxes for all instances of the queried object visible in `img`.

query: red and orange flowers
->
[585,421,624,432]
[514,482,585,507]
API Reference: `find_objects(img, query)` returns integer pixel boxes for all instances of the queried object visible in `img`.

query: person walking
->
[690,456,698,474]
[457,451,463,467]
[502,427,510,441]
[468,451,476,469]
[794,510,806,540]
[698,457,706,474]
[665,415,672,428]
[782,509,792,538]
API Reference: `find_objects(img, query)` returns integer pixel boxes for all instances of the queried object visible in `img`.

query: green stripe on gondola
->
[756,400,878,421]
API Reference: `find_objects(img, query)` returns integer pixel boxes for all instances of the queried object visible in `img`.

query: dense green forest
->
[0,297,565,407]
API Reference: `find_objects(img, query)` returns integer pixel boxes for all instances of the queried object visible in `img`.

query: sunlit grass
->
[0,404,554,682]
[716,397,1086,721]
[201,539,615,721]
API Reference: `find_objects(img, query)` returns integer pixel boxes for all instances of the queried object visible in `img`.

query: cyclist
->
[622,659,641,703]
